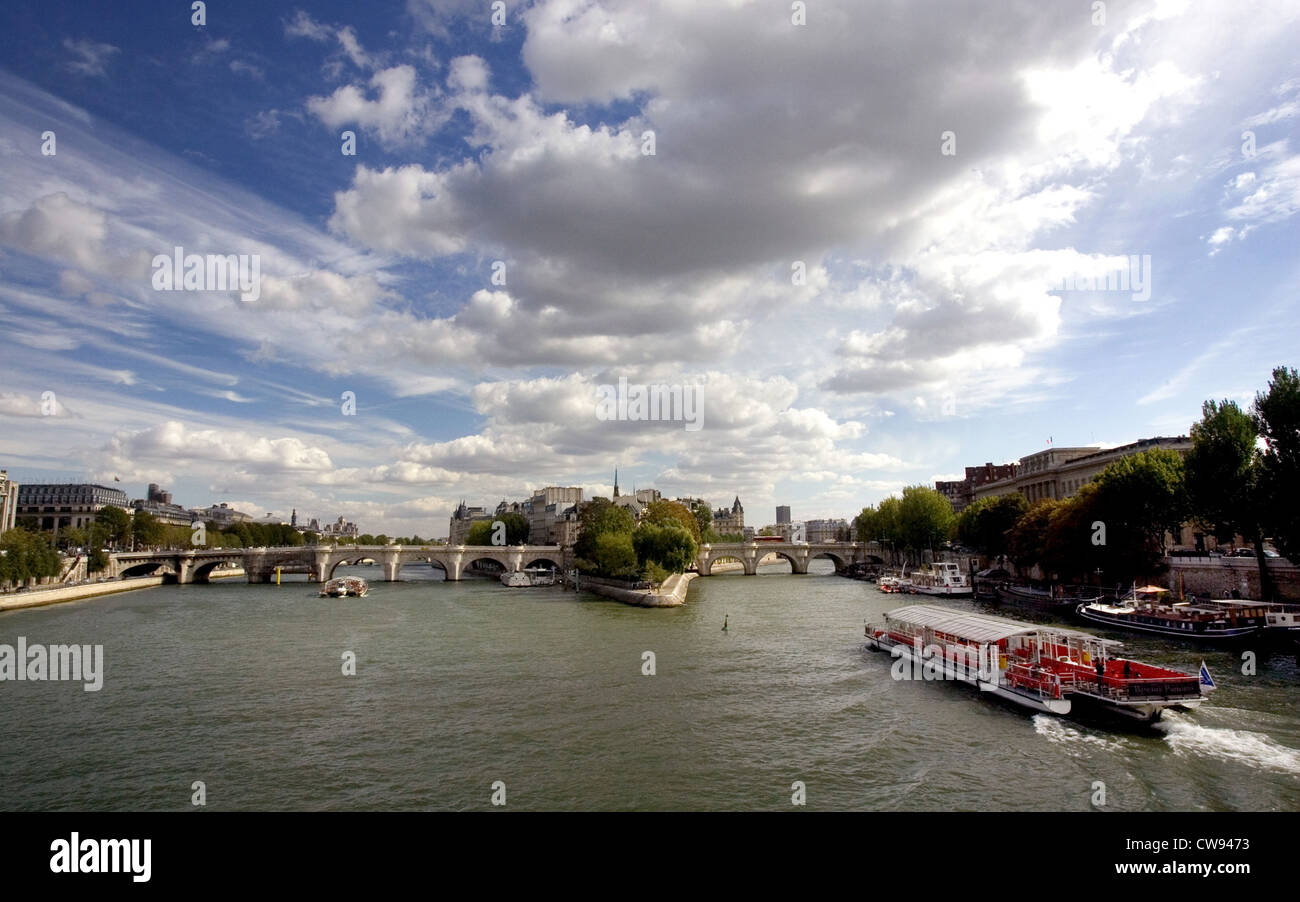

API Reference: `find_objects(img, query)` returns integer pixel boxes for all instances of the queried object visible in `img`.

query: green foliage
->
[1254,365,1300,561]
[95,506,132,548]
[632,522,697,573]
[592,531,638,578]
[1007,499,1062,572]
[1186,399,1262,543]
[690,501,712,540]
[956,494,1028,557]
[642,561,670,586]
[642,500,701,544]
[464,521,493,546]
[573,498,636,562]
[898,486,955,562]
[132,510,167,549]
[87,547,109,574]
[0,528,62,585]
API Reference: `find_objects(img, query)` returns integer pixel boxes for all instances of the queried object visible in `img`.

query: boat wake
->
[1156,710,1300,775]
[1031,715,1128,754]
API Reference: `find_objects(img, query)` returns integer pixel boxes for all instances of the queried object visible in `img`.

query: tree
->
[1091,448,1188,563]
[95,506,132,549]
[853,506,878,544]
[1254,365,1300,562]
[132,510,166,549]
[1186,398,1270,593]
[633,522,698,573]
[897,486,955,563]
[592,531,638,578]
[690,502,713,540]
[641,500,701,545]
[0,528,62,586]
[496,513,530,545]
[1007,499,1062,575]
[573,498,636,562]
[956,494,1028,558]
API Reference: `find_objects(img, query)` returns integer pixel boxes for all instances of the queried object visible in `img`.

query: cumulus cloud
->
[104,421,334,472]
[306,65,440,147]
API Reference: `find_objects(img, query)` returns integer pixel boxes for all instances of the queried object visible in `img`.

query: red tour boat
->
[865,604,1207,724]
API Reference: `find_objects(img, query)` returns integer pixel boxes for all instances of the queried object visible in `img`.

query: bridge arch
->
[120,561,168,578]
[524,557,563,571]
[701,553,751,576]
[808,550,849,570]
[326,556,375,580]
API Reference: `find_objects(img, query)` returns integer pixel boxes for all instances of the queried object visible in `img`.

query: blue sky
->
[1,0,1297,537]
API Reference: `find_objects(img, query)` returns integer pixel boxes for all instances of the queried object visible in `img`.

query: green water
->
[1,561,1297,810]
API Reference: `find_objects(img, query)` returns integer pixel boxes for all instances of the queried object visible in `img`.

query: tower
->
[613,469,620,498]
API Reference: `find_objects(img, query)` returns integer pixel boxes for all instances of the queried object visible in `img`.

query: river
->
[1,560,1297,810]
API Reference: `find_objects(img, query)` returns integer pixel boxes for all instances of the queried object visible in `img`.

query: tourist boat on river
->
[320,576,368,597]
[864,604,1206,723]
[1076,585,1267,641]
[906,561,973,597]
[500,567,557,588]
[878,573,912,594]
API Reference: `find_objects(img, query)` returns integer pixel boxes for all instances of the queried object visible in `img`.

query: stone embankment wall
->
[1166,557,1300,601]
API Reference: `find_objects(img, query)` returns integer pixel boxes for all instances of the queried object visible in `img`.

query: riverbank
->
[582,571,697,607]
[0,577,165,611]
[0,567,245,612]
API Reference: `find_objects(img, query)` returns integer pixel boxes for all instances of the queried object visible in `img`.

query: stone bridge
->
[110,549,246,584]
[696,542,877,576]
[109,541,878,585]
[242,544,570,583]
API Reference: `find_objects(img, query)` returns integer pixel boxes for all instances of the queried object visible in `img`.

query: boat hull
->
[864,632,1071,717]
[1076,606,1263,642]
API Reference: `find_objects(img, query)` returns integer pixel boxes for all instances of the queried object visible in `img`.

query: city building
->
[971,437,1191,506]
[805,518,850,543]
[526,486,584,545]
[16,482,131,532]
[190,502,254,527]
[320,515,360,538]
[776,505,791,524]
[712,497,745,534]
[132,483,193,527]
[449,501,491,544]
[936,462,1020,513]
[0,470,18,533]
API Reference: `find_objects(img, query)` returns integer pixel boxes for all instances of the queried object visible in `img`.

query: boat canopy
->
[884,604,1120,646]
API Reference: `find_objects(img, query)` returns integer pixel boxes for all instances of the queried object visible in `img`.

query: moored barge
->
[1077,586,1266,641]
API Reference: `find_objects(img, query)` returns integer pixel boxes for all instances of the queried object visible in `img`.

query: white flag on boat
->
[1199,661,1216,691]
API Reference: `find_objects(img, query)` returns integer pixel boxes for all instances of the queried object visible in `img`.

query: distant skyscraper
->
[776,505,791,524]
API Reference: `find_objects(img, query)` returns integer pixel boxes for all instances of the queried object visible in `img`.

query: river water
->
[1,560,1297,811]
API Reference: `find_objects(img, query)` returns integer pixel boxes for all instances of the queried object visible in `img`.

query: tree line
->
[855,366,1299,593]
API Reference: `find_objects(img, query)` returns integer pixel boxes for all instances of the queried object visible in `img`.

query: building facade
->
[132,483,194,527]
[0,470,18,533]
[936,462,1021,513]
[16,483,131,532]
[804,518,850,543]
[971,437,1191,506]
[191,503,254,528]
[713,497,745,534]
[776,505,791,525]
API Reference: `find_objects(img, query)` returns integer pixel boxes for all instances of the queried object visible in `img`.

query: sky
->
[0,0,1297,539]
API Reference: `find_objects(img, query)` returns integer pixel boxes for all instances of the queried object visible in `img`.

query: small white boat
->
[320,576,368,597]
[500,567,556,588]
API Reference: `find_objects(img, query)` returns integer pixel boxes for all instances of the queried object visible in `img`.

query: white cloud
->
[62,38,118,77]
